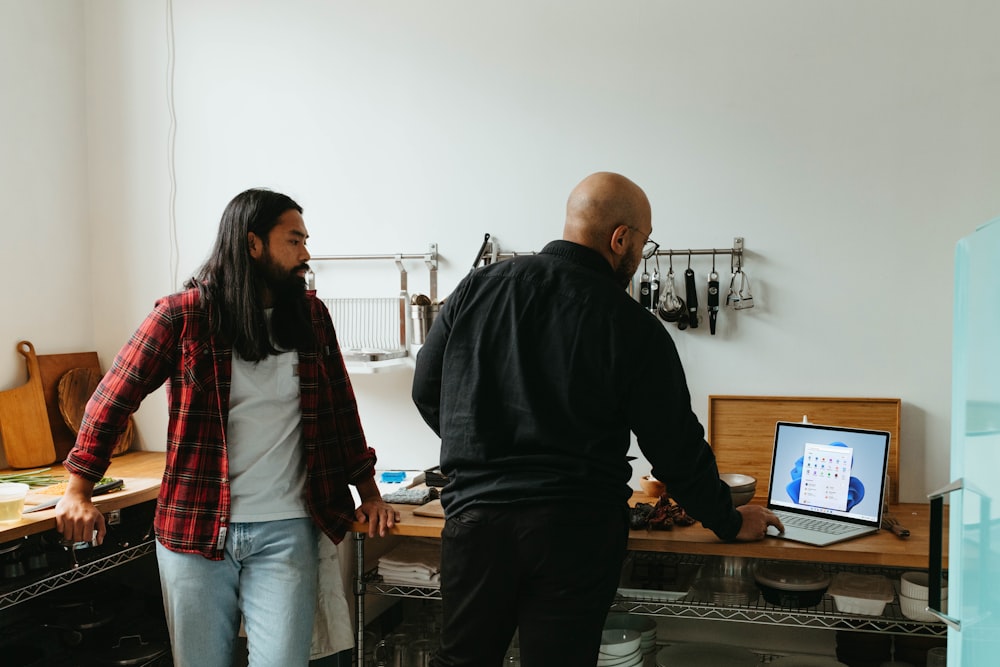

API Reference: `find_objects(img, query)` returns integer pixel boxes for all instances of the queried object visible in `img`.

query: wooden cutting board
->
[36,349,101,462]
[707,395,901,504]
[58,367,134,457]
[0,341,58,468]
[412,498,446,518]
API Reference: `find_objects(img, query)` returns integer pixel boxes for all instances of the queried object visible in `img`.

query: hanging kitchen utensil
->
[639,258,652,309]
[707,253,720,335]
[683,252,699,328]
[735,270,755,309]
[471,233,491,271]
[649,255,661,313]
[726,268,742,309]
[657,258,685,323]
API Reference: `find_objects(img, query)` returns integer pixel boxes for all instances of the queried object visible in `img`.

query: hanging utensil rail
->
[476,237,745,271]
[653,238,745,270]
[309,244,439,302]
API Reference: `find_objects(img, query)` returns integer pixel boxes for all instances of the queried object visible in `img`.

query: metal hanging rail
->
[311,252,433,262]
[654,238,745,270]
[309,244,439,302]
[477,237,745,271]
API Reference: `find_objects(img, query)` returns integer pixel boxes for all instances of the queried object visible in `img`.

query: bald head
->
[563,172,651,250]
[562,173,652,286]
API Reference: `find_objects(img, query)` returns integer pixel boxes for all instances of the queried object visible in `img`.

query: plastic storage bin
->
[828,572,894,616]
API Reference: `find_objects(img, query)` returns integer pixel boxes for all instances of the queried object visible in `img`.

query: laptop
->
[765,421,891,546]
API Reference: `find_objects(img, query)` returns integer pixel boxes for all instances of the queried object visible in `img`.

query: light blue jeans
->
[156,518,319,667]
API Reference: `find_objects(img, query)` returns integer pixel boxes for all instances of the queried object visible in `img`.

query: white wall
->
[0,0,93,468]
[2,1,999,502]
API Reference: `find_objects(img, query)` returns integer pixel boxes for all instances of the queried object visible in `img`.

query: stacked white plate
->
[597,629,643,667]
[604,613,657,659]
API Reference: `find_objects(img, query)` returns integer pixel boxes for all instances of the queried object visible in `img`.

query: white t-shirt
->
[227,335,308,522]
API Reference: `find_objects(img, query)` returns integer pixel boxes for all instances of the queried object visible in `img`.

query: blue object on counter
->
[380,471,406,483]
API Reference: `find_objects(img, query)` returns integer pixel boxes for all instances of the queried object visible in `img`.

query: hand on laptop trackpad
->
[766,525,783,537]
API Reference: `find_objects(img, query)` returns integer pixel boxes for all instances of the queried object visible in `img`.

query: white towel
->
[311,535,354,660]
[381,571,442,588]
[378,563,439,579]
[377,538,442,572]
[378,562,437,576]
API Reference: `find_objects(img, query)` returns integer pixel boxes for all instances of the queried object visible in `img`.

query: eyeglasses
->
[628,226,660,260]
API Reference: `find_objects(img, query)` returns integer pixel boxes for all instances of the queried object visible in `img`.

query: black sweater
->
[412,240,741,540]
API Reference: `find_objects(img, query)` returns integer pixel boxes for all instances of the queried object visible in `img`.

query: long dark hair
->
[185,188,313,360]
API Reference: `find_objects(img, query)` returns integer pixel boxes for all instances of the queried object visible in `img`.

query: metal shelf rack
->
[355,550,946,639]
[0,538,155,611]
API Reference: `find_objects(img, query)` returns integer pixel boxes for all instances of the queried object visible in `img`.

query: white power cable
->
[166,0,179,290]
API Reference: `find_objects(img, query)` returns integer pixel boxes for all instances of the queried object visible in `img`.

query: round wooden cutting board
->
[57,368,134,457]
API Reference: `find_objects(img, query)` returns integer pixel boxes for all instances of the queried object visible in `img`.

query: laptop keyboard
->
[775,512,857,535]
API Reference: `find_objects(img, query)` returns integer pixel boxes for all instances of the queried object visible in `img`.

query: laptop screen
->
[767,421,891,525]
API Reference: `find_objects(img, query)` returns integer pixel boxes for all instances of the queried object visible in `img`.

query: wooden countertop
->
[0,451,165,542]
[5,452,940,570]
[353,491,946,570]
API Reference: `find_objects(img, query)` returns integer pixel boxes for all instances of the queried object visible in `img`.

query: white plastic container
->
[0,482,29,522]
[828,572,894,616]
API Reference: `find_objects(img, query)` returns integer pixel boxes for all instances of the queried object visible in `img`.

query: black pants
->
[430,503,629,667]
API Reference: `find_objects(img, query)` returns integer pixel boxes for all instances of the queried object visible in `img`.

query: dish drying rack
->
[308,245,438,372]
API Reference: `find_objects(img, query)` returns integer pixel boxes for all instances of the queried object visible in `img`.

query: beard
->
[613,250,641,290]
[254,251,312,351]
[256,252,308,303]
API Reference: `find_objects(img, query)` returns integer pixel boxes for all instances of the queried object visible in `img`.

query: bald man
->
[412,172,781,667]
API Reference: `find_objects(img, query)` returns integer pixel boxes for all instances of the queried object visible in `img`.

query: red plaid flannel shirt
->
[64,288,377,559]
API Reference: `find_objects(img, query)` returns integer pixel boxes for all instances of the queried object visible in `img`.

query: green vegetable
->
[0,467,65,488]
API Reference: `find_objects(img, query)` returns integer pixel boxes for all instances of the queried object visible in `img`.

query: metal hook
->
[687,250,692,269]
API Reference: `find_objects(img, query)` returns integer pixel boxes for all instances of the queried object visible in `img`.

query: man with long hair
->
[57,188,397,666]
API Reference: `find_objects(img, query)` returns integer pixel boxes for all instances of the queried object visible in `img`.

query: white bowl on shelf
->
[898,591,945,622]
[599,629,642,658]
[604,613,657,655]
[604,612,656,636]
[597,647,642,667]
[900,571,948,601]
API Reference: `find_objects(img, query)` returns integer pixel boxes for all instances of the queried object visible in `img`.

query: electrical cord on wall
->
[166,0,180,291]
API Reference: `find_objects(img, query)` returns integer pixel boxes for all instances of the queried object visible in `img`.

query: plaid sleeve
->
[64,299,178,481]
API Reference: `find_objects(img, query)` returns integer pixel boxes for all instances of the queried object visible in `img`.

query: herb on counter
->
[0,467,64,488]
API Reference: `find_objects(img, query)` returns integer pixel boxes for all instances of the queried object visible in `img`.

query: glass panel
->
[951,217,1000,665]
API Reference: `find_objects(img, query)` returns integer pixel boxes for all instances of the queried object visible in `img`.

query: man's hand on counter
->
[733,505,784,542]
[54,473,107,545]
[355,477,402,537]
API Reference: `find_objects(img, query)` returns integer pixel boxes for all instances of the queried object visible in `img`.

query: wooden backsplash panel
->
[707,396,901,505]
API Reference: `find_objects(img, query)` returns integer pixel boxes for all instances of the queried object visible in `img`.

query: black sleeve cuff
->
[709,507,744,542]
